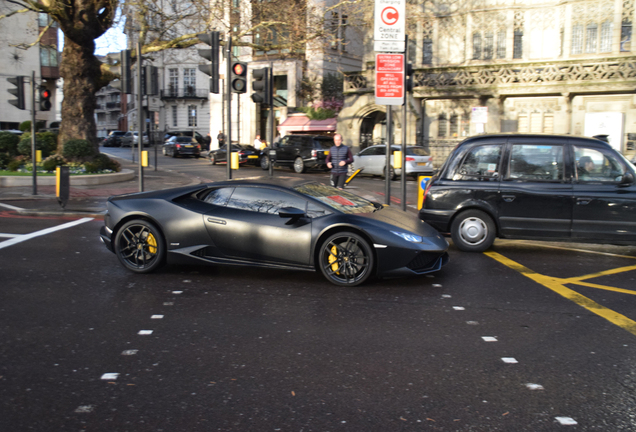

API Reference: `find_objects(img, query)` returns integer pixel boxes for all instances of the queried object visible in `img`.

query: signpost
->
[374,0,405,52]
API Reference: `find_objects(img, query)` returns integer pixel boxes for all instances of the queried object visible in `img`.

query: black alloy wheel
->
[450,209,496,252]
[260,155,270,170]
[114,220,165,273]
[318,232,374,286]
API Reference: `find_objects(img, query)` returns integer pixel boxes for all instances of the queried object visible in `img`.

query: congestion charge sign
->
[374,0,405,51]
[375,53,404,106]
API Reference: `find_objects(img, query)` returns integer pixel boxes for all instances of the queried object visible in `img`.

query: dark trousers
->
[331,173,347,189]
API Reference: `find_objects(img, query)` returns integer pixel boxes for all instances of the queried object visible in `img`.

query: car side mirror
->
[619,172,635,187]
[279,206,306,224]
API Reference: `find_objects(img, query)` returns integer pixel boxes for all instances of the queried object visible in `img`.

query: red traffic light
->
[232,63,246,76]
[41,89,51,98]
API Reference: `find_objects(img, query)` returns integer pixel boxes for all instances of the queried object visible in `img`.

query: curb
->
[0,169,135,187]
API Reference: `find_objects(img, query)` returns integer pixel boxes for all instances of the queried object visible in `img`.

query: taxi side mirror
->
[619,172,634,186]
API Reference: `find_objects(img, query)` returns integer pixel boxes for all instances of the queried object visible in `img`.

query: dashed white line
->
[100,373,119,380]
[0,202,25,211]
[555,416,577,425]
[121,350,138,356]
[526,383,544,391]
[452,306,465,311]
[501,357,518,364]
[482,336,498,342]
[151,315,164,319]
[138,330,153,335]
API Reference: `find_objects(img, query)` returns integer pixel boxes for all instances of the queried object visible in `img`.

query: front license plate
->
[324,151,329,155]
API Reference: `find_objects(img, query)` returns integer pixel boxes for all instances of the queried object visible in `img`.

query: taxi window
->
[574,146,625,182]
[452,144,502,181]
[507,144,564,181]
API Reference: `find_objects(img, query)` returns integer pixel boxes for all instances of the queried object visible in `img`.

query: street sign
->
[374,40,405,52]
[375,53,404,106]
[374,0,405,46]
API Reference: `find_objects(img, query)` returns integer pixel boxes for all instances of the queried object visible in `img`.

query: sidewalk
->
[0,157,199,217]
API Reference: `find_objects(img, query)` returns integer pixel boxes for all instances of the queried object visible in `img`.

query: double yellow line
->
[486,251,636,336]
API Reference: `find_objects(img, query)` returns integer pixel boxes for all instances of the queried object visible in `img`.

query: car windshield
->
[406,147,430,156]
[176,137,195,143]
[314,138,334,150]
[294,183,377,214]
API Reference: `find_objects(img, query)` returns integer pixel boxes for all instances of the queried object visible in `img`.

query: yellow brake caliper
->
[328,245,340,274]
[146,233,157,254]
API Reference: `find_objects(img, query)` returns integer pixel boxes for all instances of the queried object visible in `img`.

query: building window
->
[40,46,58,67]
[188,105,197,127]
[423,38,433,65]
[172,105,178,127]
[483,32,494,60]
[184,68,196,96]
[621,21,632,52]
[438,114,447,137]
[585,23,598,53]
[513,30,523,59]
[169,69,178,95]
[330,12,348,51]
[449,114,459,137]
[472,33,482,59]
[600,21,613,52]
[38,13,57,27]
[496,31,506,58]
[572,24,584,54]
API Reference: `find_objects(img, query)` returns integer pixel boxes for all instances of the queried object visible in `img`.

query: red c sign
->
[381,7,399,25]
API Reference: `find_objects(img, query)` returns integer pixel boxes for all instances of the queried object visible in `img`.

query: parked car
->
[164,130,205,146]
[162,136,201,158]
[209,144,260,166]
[260,135,332,173]
[121,131,149,147]
[99,179,449,286]
[352,145,434,179]
[419,133,636,252]
[102,130,126,147]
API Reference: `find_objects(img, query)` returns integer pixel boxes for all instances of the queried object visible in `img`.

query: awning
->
[277,115,337,134]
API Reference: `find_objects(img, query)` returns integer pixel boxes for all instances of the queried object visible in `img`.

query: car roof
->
[456,133,613,148]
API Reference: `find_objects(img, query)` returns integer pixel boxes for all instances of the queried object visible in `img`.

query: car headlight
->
[391,231,423,243]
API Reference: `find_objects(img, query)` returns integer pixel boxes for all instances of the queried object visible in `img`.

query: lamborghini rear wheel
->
[115,220,165,273]
[318,232,374,287]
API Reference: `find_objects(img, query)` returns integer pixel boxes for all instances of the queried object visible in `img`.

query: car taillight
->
[311,149,317,157]
[239,151,245,156]
[405,157,415,161]
[196,145,201,150]
[176,144,181,148]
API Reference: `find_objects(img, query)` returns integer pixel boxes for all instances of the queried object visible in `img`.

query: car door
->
[497,138,573,238]
[215,144,228,163]
[571,145,636,242]
[202,186,312,265]
[277,136,301,164]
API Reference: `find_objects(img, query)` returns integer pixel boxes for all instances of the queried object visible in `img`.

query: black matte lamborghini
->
[99,178,449,286]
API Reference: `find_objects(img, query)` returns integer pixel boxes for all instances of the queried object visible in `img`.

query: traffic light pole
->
[31,71,37,195]
[137,41,144,192]
[226,36,232,180]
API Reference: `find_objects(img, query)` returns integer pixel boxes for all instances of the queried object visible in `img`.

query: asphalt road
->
[2,211,636,431]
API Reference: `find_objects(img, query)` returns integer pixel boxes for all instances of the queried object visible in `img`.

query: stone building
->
[339,0,636,163]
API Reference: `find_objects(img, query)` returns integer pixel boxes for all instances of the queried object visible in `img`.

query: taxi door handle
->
[502,195,515,202]
[577,198,592,205]
[207,218,226,225]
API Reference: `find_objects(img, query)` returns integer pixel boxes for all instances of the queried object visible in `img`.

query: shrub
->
[91,153,120,172]
[0,132,20,155]
[83,162,100,173]
[62,139,94,161]
[41,154,67,172]
[19,121,31,132]
[37,132,58,156]
[7,159,22,171]
[0,153,13,169]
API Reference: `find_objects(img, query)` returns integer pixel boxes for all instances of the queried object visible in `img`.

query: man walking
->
[325,133,353,190]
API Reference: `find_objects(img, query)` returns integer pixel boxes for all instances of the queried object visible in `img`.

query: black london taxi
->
[419,134,636,252]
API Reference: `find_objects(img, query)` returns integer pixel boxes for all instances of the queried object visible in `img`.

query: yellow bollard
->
[36,150,42,163]
[393,151,402,169]
[141,151,148,167]
[231,152,239,169]
[417,175,433,210]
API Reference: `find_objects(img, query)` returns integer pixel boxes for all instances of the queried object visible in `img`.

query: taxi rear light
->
[176,144,181,148]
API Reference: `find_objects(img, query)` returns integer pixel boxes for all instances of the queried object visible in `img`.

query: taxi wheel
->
[114,220,165,273]
[450,210,496,252]
[318,232,374,287]
[209,154,216,165]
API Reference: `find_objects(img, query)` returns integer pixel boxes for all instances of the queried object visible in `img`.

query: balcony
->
[344,57,636,99]
[106,102,121,109]
[160,87,209,100]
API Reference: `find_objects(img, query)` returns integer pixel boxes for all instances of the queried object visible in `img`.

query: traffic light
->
[405,62,414,93]
[111,49,132,94]
[144,65,158,95]
[230,61,247,93]
[197,31,220,94]
[7,76,25,110]
[251,67,272,106]
[39,86,52,111]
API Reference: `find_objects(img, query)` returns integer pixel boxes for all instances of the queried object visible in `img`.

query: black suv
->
[419,134,636,252]
[260,135,333,173]
[102,131,126,147]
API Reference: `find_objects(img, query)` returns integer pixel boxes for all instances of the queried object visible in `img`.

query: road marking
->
[0,203,24,211]
[486,251,636,337]
[138,330,153,335]
[555,416,578,425]
[0,233,20,238]
[0,217,93,250]
[501,357,518,364]
[100,373,119,380]
[482,336,497,342]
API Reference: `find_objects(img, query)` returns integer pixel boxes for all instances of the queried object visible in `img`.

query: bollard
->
[417,175,432,210]
[56,166,70,209]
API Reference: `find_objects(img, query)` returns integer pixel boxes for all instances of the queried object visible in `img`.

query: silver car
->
[352,145,434,180]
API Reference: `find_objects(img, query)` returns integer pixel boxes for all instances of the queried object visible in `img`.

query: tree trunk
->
[58,36,101,154]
